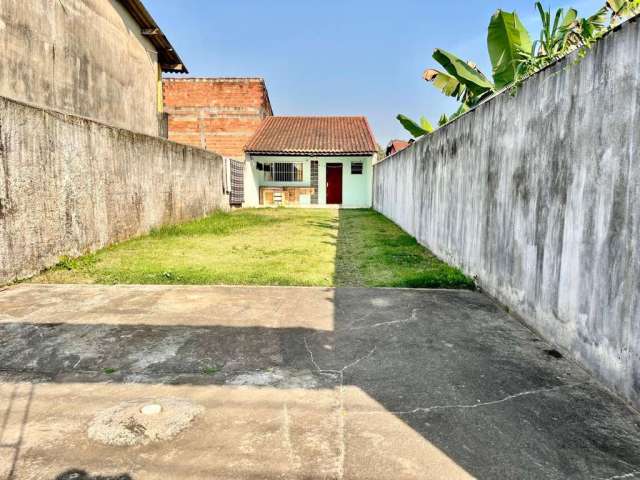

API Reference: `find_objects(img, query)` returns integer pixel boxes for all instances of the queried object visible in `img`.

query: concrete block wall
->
[374,18,640,407]
[0,96,229,284]
[163,78,273,159]
[0,0,163,136]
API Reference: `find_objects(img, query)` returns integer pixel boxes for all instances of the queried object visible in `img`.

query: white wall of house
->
[244,154,374,208]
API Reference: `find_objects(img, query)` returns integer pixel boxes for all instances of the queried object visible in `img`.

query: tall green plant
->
[397,0,631,139]
[607,0,640,23]
[516,2,609,78]
[396,115,434,138]
[488,10,533,89]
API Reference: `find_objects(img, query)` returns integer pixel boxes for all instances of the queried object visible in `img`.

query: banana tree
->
[421,9,532,108]
[516,2,609,77]
[399,47,496,136]
[398,0,620,139]
[607,0,640,23]
[396,115,434,138]
[572,7,609,47]
[422,49,495,108]
[487,10,533,89]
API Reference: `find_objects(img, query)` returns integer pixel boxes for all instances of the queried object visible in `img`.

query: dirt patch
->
[87,398,204,446]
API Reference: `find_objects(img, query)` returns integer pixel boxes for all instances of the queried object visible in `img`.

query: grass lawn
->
[33,209,474,289]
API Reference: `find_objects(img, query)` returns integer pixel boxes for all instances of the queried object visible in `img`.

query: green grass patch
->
[33,208,473,289]
[202,366,220,375]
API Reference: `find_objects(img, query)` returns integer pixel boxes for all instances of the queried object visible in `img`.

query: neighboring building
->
[244,116,378,207]
[0,0,186,137]
[386,139,413,157]
[163,78,273,159]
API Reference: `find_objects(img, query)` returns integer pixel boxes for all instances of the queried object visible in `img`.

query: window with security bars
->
[264,163,303,182]
[351,162,363,175]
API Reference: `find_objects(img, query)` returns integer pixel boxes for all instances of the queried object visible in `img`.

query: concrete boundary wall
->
[0,95,228,284]
[374,19,640,407]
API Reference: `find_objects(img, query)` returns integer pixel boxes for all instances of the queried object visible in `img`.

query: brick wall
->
[163,78,273,159]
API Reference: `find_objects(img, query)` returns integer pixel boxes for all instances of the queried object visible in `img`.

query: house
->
[244,116,378,207]
[163,78,273,159]
[0,0,186,137]
[386,139,413,157]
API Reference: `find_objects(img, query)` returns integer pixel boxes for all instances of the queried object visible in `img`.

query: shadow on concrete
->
[55,470,132,480]
[1,284,640,478]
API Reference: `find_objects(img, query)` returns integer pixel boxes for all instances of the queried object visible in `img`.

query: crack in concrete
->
[353,383,587,416]
[341,346,378,373]
[302,337,377,377]
[303,337,378,480]
[349,308,419,331]
[395,383,587,415]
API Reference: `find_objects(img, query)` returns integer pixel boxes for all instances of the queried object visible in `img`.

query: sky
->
[146,0,605,146]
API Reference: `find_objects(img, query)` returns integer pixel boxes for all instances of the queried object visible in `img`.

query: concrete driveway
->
[1,284,639,480]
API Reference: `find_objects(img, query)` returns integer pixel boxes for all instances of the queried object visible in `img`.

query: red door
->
[326,164,343,204]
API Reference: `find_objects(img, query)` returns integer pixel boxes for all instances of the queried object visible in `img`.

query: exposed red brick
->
[163,78,273,159]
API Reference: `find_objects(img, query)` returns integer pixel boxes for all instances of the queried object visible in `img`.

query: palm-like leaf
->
[419,116,434,133]
[488,10,533,89]
[423,69,465,100]
[607,0,640,23]
[432,49,495,98]
[397,114,432,138]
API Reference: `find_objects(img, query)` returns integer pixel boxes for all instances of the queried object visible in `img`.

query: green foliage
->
[579,7,610,46]
[608,0,640,23]
[405,0,628,130]
[202,366,220,375]
[33,209,474,290]
[432,49,495,100]
[55,254,97,271]
[449,104,470,121]
[488,10,533,89]
[396,114,433,138]
[424,69,464,98]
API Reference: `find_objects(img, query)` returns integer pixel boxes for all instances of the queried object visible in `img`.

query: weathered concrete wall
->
[0,95,228,284]
[374,19,640,407]
[0,0,161,136]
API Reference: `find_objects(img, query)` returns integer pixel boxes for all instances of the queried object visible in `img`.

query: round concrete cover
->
[87,398,204,446]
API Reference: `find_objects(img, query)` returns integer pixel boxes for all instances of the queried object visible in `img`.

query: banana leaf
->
[488,10,533,89]
[432,49,495,98]
[397,114,432,138]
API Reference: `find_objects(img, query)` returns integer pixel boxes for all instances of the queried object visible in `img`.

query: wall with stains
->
[0,0,162,136]
[374,18,640,407]
[0,95,228,284]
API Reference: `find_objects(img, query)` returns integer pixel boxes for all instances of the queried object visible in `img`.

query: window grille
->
[351,162,363,175]
[265,163,303,182]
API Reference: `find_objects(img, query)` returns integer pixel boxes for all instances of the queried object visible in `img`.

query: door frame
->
[325,163,343,205]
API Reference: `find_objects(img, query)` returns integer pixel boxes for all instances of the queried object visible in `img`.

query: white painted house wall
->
[243,154,374,208]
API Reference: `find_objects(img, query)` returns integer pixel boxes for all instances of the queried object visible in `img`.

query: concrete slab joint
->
[1,284,639,479]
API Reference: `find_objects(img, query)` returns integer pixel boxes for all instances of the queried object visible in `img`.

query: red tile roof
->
[244,116,378,155]
[386,139,412,156]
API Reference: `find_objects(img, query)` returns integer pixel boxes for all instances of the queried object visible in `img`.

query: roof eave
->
[118,0,188,74]
[246,151,377,156]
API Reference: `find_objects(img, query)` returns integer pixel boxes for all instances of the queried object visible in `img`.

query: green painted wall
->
[247,155,374,207]
[317,156,372,207]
